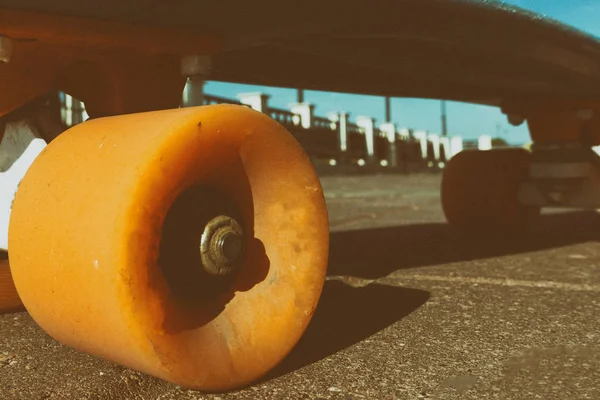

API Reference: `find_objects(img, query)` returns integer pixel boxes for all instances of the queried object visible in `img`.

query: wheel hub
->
[200,215,245,276]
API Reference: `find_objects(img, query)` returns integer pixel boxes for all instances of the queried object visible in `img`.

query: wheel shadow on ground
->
[263,211,597,382]
[264,280,429,380]
[327,210,600,279]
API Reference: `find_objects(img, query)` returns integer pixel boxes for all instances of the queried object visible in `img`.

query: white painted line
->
[328,274,600,292]
[391,274,600,292]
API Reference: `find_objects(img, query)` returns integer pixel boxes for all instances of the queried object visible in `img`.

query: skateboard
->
[1,0,600,392]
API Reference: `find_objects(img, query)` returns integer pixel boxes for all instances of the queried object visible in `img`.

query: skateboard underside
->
[1,0,600,106]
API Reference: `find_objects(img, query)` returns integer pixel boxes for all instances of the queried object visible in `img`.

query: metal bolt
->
[0,36,13,64]
[200,215,245,276]
[181,55,212,77]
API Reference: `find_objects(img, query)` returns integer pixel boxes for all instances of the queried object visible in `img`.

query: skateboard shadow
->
[327,210,600,279]
[264,279,429,380]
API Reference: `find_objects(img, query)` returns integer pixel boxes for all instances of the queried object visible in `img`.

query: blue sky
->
[205,1,600,144]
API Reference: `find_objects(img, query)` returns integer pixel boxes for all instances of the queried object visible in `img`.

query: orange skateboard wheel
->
[8,104,329,391]
[441,148,540,236]
[0,259,24,313]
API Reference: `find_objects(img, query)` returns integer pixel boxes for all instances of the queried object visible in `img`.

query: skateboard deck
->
[1,0,600,106]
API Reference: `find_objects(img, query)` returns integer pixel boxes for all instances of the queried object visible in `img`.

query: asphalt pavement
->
[1,172,599,399]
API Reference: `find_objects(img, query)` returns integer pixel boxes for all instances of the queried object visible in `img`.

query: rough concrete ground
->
[1,172,599,399]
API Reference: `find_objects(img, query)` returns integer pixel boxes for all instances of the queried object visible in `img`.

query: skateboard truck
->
[499,101,600,209]
[0,97,64,251]
[518,143,600,208]
[0,122,45,251]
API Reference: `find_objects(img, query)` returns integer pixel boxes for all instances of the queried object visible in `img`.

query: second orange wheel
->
[8,104,329,391]
[0,259,24,313]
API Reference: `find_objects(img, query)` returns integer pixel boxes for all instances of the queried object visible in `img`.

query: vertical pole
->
[356,116,376,166]
[385,96,392,123]
[339,113,348,166]
[441,100,448,136]
[379,122,397,168]
[297,89,305,104]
